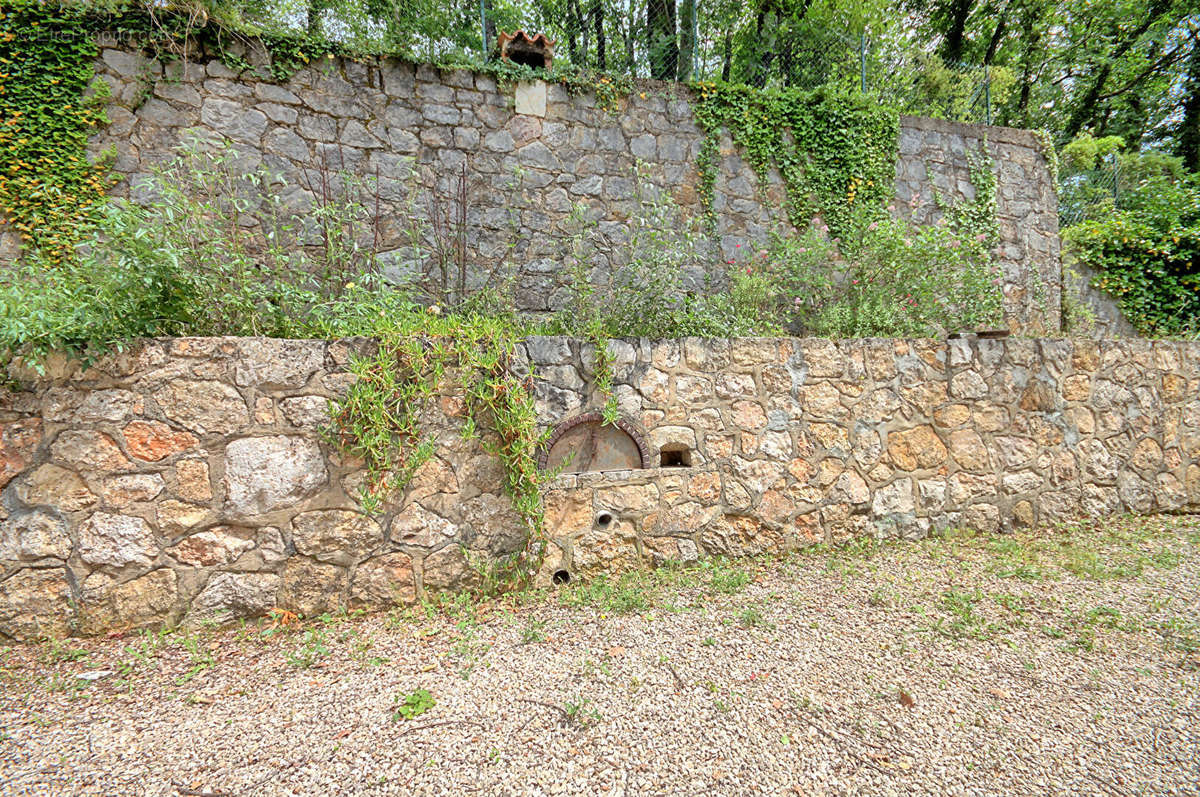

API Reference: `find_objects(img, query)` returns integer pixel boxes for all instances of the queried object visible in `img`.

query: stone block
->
[186,571,280,626]
[170,526,256,567]
[389,502,457,548]
[100,474,165,508]
[16,465,95,512]
[123,421,199,462]
[0,568,74,640]
[79,512,158,568]
[51,430,131,473]
[514,80,547,117]
[79,568,178,634]
[200,98,267,142]
[350,553,416,608]
[0,509,71,563]
[0,419,41,489]
[279,558,347,617]
[292,509,382,565]
[153,380,249,436]
[223,436,327,519]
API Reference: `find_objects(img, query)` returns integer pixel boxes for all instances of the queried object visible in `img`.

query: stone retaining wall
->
[0,41,1060,331]
[1,335,1196,640]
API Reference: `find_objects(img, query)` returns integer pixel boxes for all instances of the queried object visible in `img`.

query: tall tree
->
[935,0,977,63]
[591,0,607,69]
[678,0,696,80]
[648,0,677,79]
[1176,27,1200,170]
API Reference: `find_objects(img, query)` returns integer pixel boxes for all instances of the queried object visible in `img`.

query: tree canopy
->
[181,0,1194,162]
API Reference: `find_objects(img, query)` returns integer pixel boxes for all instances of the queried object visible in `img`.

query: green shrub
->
[0,138,412,365]
[731,202,1004,338]
[548,166,774,339]
[1064,174,1200,337]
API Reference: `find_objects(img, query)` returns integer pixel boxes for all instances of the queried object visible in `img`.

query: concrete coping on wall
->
[898,114,1047,150]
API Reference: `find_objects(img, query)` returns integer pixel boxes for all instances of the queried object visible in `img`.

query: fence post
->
[859,32,866,93]
[479,0,488,58]
[984,67,991,125]
[1112,155,1119,205]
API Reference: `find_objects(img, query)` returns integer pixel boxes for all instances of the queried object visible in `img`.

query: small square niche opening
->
[659,445,692,468]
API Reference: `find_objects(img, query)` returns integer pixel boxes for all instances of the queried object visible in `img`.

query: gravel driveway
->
[2,515,1198,796]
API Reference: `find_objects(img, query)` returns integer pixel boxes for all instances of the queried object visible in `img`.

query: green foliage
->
[1061,133,1125,172]
[733,199,1005,338]
[708,564,751,595]
[894,54,1015,123]
[547,166,773,340]
[0,1,113,262]
[0,139,406,365]
[286,627,331,668]
[730,143,1004,337]
[563,695,601,726]
[328,312,553,587]
[1064,178,1200,336]
[1061,140,1200,336]
[392,687,435,720]
[692,82,899,241]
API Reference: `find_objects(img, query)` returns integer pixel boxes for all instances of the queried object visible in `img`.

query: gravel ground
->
[2,514,1199,796]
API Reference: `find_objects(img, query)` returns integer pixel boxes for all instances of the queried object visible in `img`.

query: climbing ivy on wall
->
[0,1,113,262]
[692,81,899,238]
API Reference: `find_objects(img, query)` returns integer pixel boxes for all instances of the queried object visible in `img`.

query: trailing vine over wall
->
[691,82,899,238]
[930,141,1000,249]
[327,315,553,590]
[0,1,113,262]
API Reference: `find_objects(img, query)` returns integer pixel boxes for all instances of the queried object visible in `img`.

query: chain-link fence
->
[272,0,996,124]
[1059,157,1121,227]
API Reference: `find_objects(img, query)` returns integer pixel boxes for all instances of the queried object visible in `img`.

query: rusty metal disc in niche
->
[539,412,651,473]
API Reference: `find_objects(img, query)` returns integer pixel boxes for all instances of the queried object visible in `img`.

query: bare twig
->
[515,698,569,720]
[659,661,686,690]
[394,719,484,738]
[172,784,231,797]
[801,718,897,777]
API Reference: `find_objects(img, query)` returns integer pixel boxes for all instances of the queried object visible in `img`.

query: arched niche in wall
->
[539,411,651,473]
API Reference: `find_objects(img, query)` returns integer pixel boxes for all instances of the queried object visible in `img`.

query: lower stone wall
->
[1,335,1197,640]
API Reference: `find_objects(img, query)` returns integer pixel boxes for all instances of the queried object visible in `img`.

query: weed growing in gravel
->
[393,688,436,721]
[39,672,92,697]
[709,563,752,594]
[520,619,547,644]
[559,572,653,614]
[737,607,767,628]
[449,623,492,680]
[1151,615,1200,653]
[933,589,989,640]
[113,629,170,689]
[286,628,330,669]
[581,657,613,678]
[40,637,90,665]
[563,696,602,726]
[173,633,217,685]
